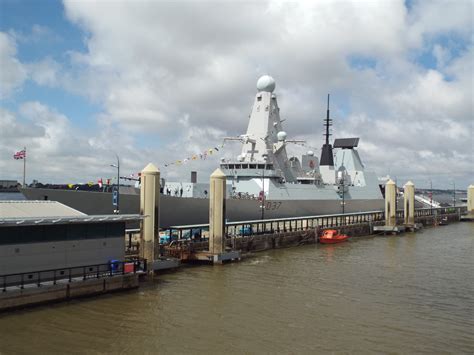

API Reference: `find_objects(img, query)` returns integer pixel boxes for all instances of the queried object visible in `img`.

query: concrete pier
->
[468,185,474,213]
[385,179,396,227]
[404,181,415,225]
[208,168,226,256]
[140,163,160,272]
[461,184,474,221]
[0,274,139,312]
[374,179,405,234]
[191,168,240,264]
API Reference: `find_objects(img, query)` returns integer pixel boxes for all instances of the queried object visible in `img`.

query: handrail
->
[1,259,147,292]
[162,206,466,242]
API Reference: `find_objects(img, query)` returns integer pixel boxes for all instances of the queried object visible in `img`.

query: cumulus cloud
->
[1,101,152,182]
[26,57,62,87]
[0,32,27,99]
[1,0,472,188]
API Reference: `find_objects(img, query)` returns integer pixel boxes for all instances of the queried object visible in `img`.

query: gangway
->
[414,194,441,208]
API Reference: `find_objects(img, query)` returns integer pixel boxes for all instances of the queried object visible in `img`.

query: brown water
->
[1,223,473,354]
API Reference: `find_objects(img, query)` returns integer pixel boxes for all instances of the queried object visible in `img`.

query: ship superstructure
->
[220,75,382,204]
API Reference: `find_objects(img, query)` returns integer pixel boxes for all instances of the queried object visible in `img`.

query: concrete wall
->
[0,274,139,312]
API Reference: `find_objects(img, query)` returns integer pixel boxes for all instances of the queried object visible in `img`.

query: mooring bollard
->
[404,181,415,225]
[140,163,160,273]
[385,179,396,227]
[209,168,226,260]
[468,185,474,213]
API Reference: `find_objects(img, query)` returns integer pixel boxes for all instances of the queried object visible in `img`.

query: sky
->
[0,0,472,190]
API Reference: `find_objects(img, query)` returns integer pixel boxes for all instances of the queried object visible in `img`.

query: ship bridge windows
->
[221,163,274,170]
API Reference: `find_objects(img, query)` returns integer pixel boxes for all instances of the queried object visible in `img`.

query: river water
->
[0,221,473,354]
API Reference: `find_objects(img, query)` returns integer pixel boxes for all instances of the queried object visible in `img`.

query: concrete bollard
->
[140,163,160,273]
[209,168,226,257]
[404,181,415,225]
[385,179,397,226]
[468,185,474,213]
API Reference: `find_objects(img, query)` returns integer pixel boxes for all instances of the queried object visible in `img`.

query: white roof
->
[0,200,86,218]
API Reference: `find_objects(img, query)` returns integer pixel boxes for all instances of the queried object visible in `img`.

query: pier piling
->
[140,163,160,273]
[385,179,396,227]
[209,168,226,262]
[404,181,415,226]
[468,185,474,213]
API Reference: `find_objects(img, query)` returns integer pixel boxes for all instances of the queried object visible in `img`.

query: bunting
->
[164,143,225,167]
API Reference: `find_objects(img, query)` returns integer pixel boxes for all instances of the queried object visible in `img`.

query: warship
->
[21,75,384,227]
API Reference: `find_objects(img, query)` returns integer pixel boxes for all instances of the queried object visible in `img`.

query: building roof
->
[0,200,144,226]
[0,200,86,218]
[0,214,144,227]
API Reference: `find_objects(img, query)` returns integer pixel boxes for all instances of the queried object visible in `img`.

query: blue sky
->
[0,0,100,129]
[0,0,472,188]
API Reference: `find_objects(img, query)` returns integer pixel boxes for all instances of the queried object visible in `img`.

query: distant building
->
[0,180,19,191]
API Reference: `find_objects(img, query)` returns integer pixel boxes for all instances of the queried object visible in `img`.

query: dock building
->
[0,201,141,279]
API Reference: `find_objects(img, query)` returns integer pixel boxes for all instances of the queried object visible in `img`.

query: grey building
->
[0,201,141,276]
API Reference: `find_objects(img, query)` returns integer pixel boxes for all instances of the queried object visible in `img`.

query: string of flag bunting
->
[163,142,226,167]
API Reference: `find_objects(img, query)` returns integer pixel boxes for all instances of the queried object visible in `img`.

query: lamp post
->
[341,172,345,214]
[261,165,265,220]
[429,179,433,216]
[110,154,120,214]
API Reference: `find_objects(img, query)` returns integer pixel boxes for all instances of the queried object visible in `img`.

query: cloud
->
[0,32,27,99]
[1,0,472,188]
[1,101,152,182]
[26,57,62,86]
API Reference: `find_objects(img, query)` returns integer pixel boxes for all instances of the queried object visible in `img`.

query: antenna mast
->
[320,93,334,166]
[325,94,332,145]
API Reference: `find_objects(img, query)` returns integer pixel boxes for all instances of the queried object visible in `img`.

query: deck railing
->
[163,206,466,243]
[1,259,147,291]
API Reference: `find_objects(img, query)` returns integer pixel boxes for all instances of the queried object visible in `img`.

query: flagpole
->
[23,147,26,187]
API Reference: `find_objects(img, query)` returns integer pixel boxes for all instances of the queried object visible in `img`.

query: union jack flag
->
[13,149,26,160]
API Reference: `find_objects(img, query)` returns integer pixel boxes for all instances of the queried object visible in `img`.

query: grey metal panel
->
[333,138,359,149]
[0,214,142,227]
[0,237,124,275]
[0,200,85,218]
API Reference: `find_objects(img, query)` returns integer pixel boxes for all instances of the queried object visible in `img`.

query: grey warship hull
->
[21,187,383,227]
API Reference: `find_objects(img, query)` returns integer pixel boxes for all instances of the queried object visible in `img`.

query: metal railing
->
[162,206,466,243]
[1,259,147,291]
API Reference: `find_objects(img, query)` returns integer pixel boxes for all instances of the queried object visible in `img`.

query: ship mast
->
[320,94,334,166]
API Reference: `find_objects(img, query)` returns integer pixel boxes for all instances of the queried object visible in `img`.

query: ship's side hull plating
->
[21,188,383,227]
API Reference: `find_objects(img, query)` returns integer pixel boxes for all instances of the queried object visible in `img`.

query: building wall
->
[0,180,18,188]
[0,222,125,275]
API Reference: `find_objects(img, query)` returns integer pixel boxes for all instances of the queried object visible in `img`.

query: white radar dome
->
[307,150,314,156]
[257,75,276,93]
[277,131,287,141]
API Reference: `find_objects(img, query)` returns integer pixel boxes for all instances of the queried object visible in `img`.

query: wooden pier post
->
[404,181,415,225]
[140,163,160,273]
[385,179,396,227]
[209,168,226,261]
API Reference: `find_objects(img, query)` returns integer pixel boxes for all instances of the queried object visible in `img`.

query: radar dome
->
[257,75,276,92]
[277,131,287,141]
[307,150,314,156]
